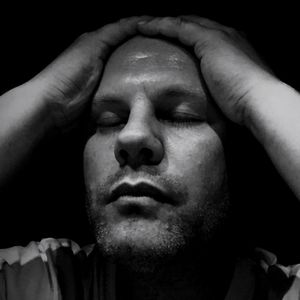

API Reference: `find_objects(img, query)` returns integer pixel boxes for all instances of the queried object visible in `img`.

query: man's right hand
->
[0,16,151,187]
[28,16,150,132]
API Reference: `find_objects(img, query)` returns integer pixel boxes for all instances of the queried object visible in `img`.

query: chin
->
[94,218,187,273]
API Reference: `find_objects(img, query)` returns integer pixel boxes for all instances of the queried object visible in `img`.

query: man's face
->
[84,36,229,265]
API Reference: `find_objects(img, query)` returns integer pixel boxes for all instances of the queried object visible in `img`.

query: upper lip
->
[108,182,172,204]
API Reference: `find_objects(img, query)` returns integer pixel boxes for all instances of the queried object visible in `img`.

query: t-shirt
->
[1,238,300,299]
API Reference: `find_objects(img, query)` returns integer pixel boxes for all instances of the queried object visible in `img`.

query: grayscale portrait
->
[1,5,300,300]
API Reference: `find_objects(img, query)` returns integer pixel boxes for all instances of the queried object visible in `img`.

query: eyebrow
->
[94,84,206,106]
[151,85,206,105]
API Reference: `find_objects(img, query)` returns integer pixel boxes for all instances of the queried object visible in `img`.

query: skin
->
[83,36,232,285]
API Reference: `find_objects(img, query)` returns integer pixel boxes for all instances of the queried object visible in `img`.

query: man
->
[1,16,300,299]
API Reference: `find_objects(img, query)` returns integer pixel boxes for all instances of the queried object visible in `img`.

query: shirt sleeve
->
[255,247,300,299]
[0,238,84,300]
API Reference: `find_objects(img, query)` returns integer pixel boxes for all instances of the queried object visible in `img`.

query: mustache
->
[87,166,188,205]
[106,166,162,186]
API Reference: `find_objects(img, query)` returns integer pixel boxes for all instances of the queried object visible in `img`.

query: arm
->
[0,82,51,186]
[137,16,300,200]
[245,79,300,199]
[0,16,150,188]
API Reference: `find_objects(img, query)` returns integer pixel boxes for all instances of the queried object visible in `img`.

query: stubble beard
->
[86,185,231,274]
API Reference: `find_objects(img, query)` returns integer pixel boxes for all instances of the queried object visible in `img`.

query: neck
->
[116,242,236,300]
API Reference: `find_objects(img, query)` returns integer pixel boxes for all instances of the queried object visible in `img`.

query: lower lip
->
[115,196,159,206]
[113,196,161,216]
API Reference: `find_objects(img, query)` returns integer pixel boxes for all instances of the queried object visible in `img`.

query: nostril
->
[119,149,128,161]
[141,148,153,160]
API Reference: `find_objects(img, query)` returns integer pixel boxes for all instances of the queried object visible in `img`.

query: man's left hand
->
[137,16,276,125]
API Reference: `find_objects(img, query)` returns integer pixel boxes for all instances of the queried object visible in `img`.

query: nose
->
[114,115,164,168]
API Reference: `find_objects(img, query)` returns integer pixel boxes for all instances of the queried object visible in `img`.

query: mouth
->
[108,181,173,205]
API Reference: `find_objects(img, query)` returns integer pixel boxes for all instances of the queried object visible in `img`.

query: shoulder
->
[253,248,300,298]
[0,238,97,299]
[0,237,95,269]
[254,247,300,279]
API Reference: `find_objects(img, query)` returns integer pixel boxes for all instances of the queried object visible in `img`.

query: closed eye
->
[98,116,123,127]
[95,111,127,128]
[157,112,204,126]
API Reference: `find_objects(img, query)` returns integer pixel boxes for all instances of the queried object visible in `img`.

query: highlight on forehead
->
[105,35,199,70]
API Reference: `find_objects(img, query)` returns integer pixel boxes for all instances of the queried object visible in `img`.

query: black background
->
[1,3,300,264]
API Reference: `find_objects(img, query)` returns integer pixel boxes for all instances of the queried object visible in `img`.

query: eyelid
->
[157,109,205,120]
[172,111,202,118]
[95,111,124,126]
[92,101,128,119]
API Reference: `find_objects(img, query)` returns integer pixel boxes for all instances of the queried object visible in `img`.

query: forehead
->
[98,36,204,95]
[106,36,198,69]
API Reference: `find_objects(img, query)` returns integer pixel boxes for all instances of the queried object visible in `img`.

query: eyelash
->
[95,113,202,129]
[97,117,123,126]
[157,113,202,126]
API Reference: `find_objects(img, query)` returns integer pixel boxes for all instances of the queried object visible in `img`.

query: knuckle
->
[96,22,114,35]
[118,17,135,29]
[210,28,228,40]
[72,31,95,48]
[194,37,210,54]
[147,17,161,25]
[165,16,182,26]
[119,15,151,27]
[182,20,195,31]
[118,16,135,25]
[76,32,91,42]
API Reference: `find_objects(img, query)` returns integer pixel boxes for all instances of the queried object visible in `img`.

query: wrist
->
[242,76,281,128]
[243,78,300,143]
[12,81,56,137]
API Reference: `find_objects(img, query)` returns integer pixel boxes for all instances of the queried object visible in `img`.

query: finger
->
[179,16,269,70]
[137,17,210,48]
[76,16,153,63]
[180,15,236,36]
[119,15,153,34]
[95,15,153,48]
[180,15,225,30]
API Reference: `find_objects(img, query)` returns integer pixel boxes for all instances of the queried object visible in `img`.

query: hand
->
[137,16,275,125]
[29,16,151,132]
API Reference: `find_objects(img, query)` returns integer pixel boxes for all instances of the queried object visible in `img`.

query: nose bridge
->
[123,94,154,139]
[127,96,152,132]
[114,94,163,167]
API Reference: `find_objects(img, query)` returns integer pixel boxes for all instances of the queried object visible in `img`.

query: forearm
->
[245,78,300,199]
[0,81,52,187]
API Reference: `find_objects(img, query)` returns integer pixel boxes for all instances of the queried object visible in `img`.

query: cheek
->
[165,126,227,201]
[83,134,116,188]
